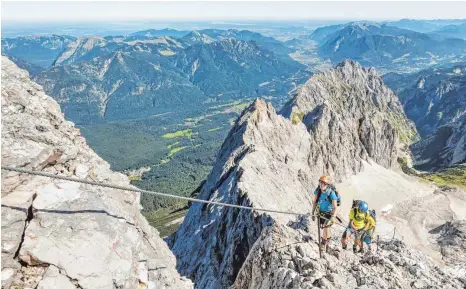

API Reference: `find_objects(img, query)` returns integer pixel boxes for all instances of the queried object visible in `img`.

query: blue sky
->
[2,1,466,23]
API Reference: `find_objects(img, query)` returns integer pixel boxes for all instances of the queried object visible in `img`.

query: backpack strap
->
[315,187,322,206]
[326,188,339,205]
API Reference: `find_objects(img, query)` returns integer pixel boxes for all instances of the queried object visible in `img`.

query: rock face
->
[383,63,466,170]
[410,116,466,170]
[435,220,466,266]
[1,56,192,289]
[281,60,417,174]
[383,64,466,138]
[169,60,417,288]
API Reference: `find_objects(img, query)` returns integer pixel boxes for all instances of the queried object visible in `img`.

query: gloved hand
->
[330,216,336,224]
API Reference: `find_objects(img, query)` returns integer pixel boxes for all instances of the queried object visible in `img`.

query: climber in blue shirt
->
[311,175,339,252]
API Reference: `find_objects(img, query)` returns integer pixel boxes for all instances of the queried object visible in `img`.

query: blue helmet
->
[358,201,369,213]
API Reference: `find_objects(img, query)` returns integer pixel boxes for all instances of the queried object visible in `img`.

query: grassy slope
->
[421,163,466,190]
[143,208,189,237]
[399,157,466,189]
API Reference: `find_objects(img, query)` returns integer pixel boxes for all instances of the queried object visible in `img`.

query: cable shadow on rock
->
[1,204,136,226]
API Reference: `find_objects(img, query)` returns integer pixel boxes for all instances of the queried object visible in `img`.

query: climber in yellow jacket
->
[341,200,374,253]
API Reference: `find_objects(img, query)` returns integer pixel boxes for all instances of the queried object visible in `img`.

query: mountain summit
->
[167,60,441,288]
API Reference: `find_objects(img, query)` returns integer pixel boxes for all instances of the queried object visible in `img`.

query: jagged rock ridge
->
[1,56,192,289]
[169,60,420,288]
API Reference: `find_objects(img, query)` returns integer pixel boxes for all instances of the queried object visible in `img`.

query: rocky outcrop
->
[281,60,417,173]
[233,223,465,289]
[169,60,418,288]
[1,56,192,289]
[435,220,466,266]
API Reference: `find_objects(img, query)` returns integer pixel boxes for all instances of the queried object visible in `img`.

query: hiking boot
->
[353,246,357,253]
[342,244,347,250]
[359,247,364,253]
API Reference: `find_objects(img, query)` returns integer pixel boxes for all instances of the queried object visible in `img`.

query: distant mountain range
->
[385,19,466,33]
[2,30,307,124]
[1,35,76,67]
[196,29,292,56]
[130,28,191,38]
[433,23,466,40]
[310,22,466,71]
[4,54,44,76]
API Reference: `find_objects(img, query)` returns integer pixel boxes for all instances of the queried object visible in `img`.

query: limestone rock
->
[232,224,464,289]
[1,56,192,289]
[37,266,76,289]
[436,220,466,267]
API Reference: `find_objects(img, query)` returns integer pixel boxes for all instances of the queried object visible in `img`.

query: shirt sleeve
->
[313,188,318,196]
[329,191,337,201]
[349,208,355,220]
[368,216,376,227]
